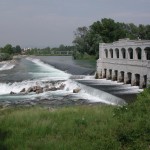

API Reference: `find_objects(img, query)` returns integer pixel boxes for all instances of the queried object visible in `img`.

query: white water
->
[0,61,15,71]
[0,57,141,106]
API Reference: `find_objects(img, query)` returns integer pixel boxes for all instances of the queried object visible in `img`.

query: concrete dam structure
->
[96,38,150,88]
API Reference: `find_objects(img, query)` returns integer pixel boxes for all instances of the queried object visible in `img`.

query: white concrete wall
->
[97,39,150,88]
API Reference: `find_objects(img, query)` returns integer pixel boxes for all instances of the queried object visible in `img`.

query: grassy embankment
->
[0,88,150,150]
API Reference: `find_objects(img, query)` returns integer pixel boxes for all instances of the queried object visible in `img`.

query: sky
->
[0,0,150,48]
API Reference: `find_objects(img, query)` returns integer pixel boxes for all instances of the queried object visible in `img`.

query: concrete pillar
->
[139,75,145,89]
[97,70,103,79]
[119,49,122,59]
[106,70,111,80]
[117,72,122,82]
[131,74,136,86]
[124,72,128,84]
[142,48,146,60]
[133,47,136,60]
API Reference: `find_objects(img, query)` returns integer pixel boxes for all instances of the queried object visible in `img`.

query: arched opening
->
[134,74,140,86]
[144,47,150,60]
[136,47,142,60]
[143,75,147,88]
[115,48,119,58]
[103,69,107,78]
[112,70,118,81]
[127,72,132,84]
[121,48,126,59]
[128,48,133,59]
[109,49,113,58]
[118,71,124,82]
[104,49,108,58]
[109,69,112,79]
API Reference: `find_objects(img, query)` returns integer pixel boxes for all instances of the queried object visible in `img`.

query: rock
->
[73,88,81,93]
[20,88,26,93]
[45,85,49,89]
[33,86,41,92]
[27,87,34,93]
[50,87,58,91]
[36,88,43,94]
[10,91,16,95]
[59,84,66,90]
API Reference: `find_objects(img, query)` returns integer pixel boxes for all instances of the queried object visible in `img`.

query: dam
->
[96,38,150,88]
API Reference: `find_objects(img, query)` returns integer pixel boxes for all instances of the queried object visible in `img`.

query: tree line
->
[25,45,74,55]
[0,44,22,61]
[72,18,150,59]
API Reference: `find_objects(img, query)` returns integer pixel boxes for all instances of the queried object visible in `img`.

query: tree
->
[15,45,22,54]
[3,44,13,54]
[73,26,89,55]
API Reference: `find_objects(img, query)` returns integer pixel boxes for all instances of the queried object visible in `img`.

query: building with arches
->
[96,38,150,88]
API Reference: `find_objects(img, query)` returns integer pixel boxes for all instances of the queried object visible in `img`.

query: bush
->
[0,53,12,61]
[114,87,150,149]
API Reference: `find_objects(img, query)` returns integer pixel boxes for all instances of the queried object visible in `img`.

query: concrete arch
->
[118,71,124,82]
[121,48,126,59]
[109,49,113,58]
[128,48,133,59]
[135,47,142,60]
[127,72,132,84]
[134,74,140,86]
[103,69,107,78]
[112,70,118,81]
[144,47,150,60]
[104,49,108,58]
[115,48,119,58]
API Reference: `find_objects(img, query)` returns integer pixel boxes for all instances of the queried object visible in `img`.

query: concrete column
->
[142,48,146,60]
[98,70,103,79]
[124,72,128,84]
[133,47,136,60]
[139,75,145,89]
[106,70,110,80]
[119,48,122,59]
[131,74,136,86]
[117,72,122,82]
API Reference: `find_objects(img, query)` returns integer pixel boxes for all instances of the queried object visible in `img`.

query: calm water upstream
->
[0,56,142,107]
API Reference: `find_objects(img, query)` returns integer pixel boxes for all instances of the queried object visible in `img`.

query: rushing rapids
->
[0,56,142,107]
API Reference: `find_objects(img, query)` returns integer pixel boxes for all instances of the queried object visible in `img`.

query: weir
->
[96,38,150,88]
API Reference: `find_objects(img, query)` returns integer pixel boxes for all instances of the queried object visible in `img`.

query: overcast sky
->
[0,0,150,48]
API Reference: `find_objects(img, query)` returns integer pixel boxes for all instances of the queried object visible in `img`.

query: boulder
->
[59,84,66,90]
[50,87,58,91]
[73,88,81,93]
[10,91,16,95]
[36,88,43,94]
[27,87,34,93]
[20,88,26,93]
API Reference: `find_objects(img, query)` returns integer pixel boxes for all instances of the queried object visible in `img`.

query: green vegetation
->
[25,45,74,56]
[73,18,150,59]
[0,88,150,149]
[0,44,22,61]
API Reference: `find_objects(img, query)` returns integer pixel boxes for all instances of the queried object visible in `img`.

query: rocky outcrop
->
[73,88,81,93]
[10,83,67,95]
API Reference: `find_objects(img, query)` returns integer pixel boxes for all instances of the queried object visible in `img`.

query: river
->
[0,56,142,107]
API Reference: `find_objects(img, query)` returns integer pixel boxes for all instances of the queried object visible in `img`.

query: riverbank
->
[0,87,150,149]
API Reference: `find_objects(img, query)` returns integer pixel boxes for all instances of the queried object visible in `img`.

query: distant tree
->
[15,45,22,54]
[73,26,89,55]
[3,44,13,54]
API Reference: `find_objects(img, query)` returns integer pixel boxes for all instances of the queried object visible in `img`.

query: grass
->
[0,88,150,149]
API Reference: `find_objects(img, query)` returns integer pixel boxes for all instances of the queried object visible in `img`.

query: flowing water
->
[0,56,142,107]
